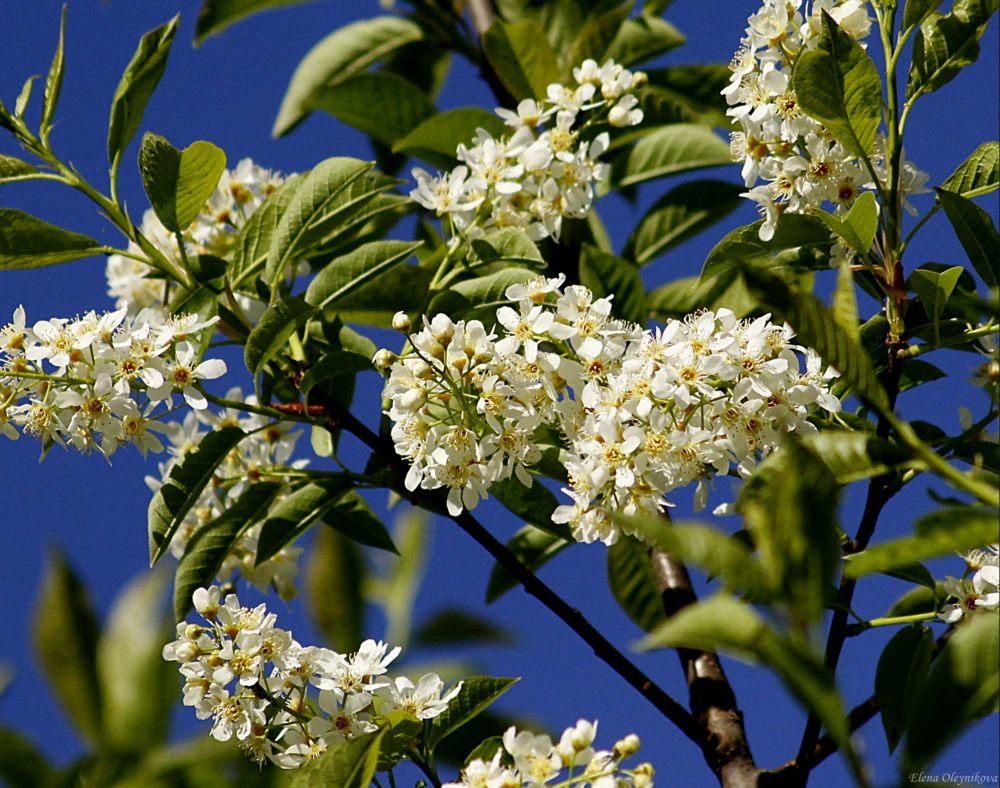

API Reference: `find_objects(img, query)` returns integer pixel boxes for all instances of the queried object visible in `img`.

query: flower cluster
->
[0,304,225,456]
[147,388,309,599]
[106,158,286,317]
[724,0,928,242]
[444,719,653,788]
[411,59,645,242]
[939,544,1000,623]
[380,276,841,544]
[163,586,462,769]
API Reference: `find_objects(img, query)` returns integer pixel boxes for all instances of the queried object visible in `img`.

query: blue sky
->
[0,2,997,785]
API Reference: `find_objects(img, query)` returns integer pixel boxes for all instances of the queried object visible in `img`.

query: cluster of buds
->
[444,719,653,788]
[379,275,842,545]
[0,304,224,457]
[163,586,462,769]
[146,388,310,598]
[106,158,286,318]
[724,0,927,243]
[939,544,1000,623]
[411,58,645,242]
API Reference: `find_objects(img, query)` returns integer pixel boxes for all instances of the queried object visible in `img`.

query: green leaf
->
[903,613,1000,771]
[429,267,537,324]
[638,594,853,751]
[138,133,227,233]
[194,0,321,45]
[578,244,647,325]
[331,263,435,328]
[907,0,999,100]
[792,11,882,158]
[737,442,842,625]
[624,179,743,266]
[305,240,422,309]
[323,490,399,554]
[636,65,732,130]
[816,191,879,255]
[373,508,429,646]
[909,264,965,327]
[310,72,435,147]
[741,266,890,411]
[0,154,38,181]
[612,124,731,187]
[14,75,37,118]
[174,482,283,620]
[264,157,376,289]
[941,140,1000,198]
[832,262,862,345]
[287,729,386,788]
[244,296,318,376]
[937,187,1000,289]
[0,208,101,270]
[147,426,246,564]
[604,15,685,67]
[107,16,179,164]
[377,710,424,771]
[617,515,770,599]
[490,477,561,532]
[876,625,934,753]
[903,0,944,30]
[565,1,633,70]
[393,108,507,170]
[472,228,544,266]
[486,524,572,603]
[33,551,102,743]
[254,478,354,565]
[699,215,833,282]
[230,174,304,288]
[40,6,67,136]
[299,351,373,400]
[648,273,757,321]
[846,506,999,578]
[607,535,666,632]
[801,429,916,483]
[0,727,54,788]
[98,569,175,751]
[483,18,561,101]
[273,16,423,137]
[414,609,514,647]
[428,676,519,751]
[306,527,364,653]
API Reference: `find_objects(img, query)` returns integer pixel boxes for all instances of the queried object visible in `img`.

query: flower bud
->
[632,70,648,89]
[391,311,412,333]
[613,733,641,758]
[632,763,655,786]
[373,349,397,369]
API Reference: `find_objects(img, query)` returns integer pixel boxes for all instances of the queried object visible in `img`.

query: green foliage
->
[604,15,684,67]
[254,478,354,565]
[793,11,882,158]
[286,729,386,788]
[394,109,507,170]
[147,426,247,564]
[578,244,647,324]
[173,482,284,620]
[414,609,515,647]
[322,491,399,554]
[486,524,572,603]
[0,208,101,270]
[607,535,666,632]
[903,0,945,30]
[611,123,732,187]
[907,0,999,100]
[138,133,227,233]
[483,18,561,101]
[936,187,1000,289]
[845,506,1000,578]
[40,6,66,141]
[638,65,732,129]
[107,16,179,165]
[273,16,424,137]
[816,191,879,255]
[306,527,365,653]
[0,154,37,181]
[33,552,103,743]
[195,0,321,45]
[942,140,1000,198]
[0,727,54,788]
[903,614,1000,772]
[876,625,934,753]
[428,676,519,751]
[244,296,318,376]
[305,240,423,309]
[699,215,833,282]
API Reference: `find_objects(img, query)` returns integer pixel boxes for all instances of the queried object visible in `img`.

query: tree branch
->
[315,396,702,746]
[650,547,759,787]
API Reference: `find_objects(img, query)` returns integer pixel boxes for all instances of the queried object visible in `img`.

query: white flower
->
[149,340,227,409]
[381,674,463,719]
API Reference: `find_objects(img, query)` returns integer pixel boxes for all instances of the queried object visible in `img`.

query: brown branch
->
[650,547,759,787]
[315,397,702,746]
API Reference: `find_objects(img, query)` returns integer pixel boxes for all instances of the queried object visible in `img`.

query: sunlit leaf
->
[483,18,561,101]
[608,535,666,632]
[305,240,422,309]
[0,154,38,182]
[0,208,101,270]
[147,426,246,564]
[274,16,423,137]
[393,109,507,170]
[611,124,731,187]
[942,140,1000,199]
[254,477,354,565]
[107,16,179,164]
[604,15,685,67]
[428,676,519,751]
[903,0,945,30]
[138,133,227,233]
[578,244,646,325]
[324,490,399,554]
[40,6,67,137]
[816,191,878,255]
[699,215,833,282]
[793,11,881,157]
[565,1,632,70]
[287,729,386,788]
[907,0,999,100]
[876,625,934,753]
[936,187,1000,289]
